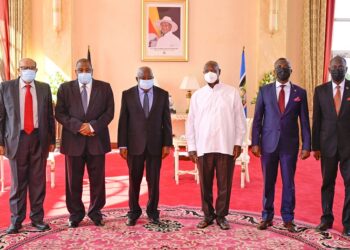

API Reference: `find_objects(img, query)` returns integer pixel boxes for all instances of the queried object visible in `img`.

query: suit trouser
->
[261,147,298,222]
[197,153,234,219]
[127,149,162,220]
[9,130,47,225]
[65,152,106,222]
[320,152,350,229]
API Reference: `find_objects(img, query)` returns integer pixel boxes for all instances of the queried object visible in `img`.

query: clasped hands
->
[79,123,95,136]
[251,145,311,160]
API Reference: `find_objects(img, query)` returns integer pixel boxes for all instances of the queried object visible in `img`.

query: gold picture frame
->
[141,0,188,62]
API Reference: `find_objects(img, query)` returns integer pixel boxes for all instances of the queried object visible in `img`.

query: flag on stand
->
[239,47,247,116]
[87,45,91,65]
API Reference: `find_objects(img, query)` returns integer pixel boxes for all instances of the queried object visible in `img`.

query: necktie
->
[81,83,88,113]
[143,91,149,118]
[334,85,341,115]
[278,84,285,113]
[24,84,34,134]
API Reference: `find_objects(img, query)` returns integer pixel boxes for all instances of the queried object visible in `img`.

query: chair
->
[235,118,253,188]
[173,136,199,185]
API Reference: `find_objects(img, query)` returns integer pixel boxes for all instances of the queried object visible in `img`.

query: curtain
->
[0,0,10,81]
[302,0,327,112]
[323,0,335,82]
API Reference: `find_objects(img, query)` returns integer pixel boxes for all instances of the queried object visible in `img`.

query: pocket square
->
[347,97,350,101]
[293,97,301,102]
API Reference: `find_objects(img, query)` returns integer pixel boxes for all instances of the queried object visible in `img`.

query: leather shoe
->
[284,221,297,233]
[92,219,105,227]
[216,217,230,230]
[125,218,137,226]
[149,217,160,225]
[343,228,350,236]
[197,218,214,229]
[68,220,80,228]
[257,220,273,230]
[6,224,22,234]
[316,222,333,232]
[31,221,50,231]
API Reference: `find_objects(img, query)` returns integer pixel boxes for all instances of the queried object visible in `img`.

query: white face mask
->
[21,69,36,83]
[204,72,218,84]
[139,79,154,90]
[78,73,92,84]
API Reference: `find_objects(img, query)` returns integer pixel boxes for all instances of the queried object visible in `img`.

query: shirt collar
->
[332,79,345,90]
[276,80,291,88]
[79,80,92,88]
[138,85,154,94]
[205,82,222,91]
[19,78,35,89]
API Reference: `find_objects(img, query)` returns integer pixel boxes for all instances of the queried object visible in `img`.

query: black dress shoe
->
[284,221,297,233]
[92,219,105,227]
[316,222,333,232]
[68,221,80,228]
[216,217,230,230]
[197,218,214,229]
[257,220,273,230]
[343,227,350,236]
[6,224,22,234]
[149,218,160,225]
[125,218,137,226]
[31,221,50,231]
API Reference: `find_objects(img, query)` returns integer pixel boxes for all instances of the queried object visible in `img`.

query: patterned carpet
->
[0,206,349,249]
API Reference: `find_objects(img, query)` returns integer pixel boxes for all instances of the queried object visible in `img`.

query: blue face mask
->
[139,79,154,90]
[21,69,36,82]
[78,73,92,84]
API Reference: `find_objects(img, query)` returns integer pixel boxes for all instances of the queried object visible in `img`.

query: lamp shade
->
[180,76,200,90]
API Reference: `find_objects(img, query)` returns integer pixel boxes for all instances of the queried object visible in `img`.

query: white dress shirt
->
[156,32,181,48]
[186,83,247,157]
[19,79,38,129]
[332,80,345,99]
[79,79,94,132]
[276,81,291,107]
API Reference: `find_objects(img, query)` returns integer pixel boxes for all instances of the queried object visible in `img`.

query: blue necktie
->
[143,91,149,118]
[81,83,88,113]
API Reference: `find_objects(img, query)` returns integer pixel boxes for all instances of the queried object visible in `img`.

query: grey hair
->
[136,66,153,78]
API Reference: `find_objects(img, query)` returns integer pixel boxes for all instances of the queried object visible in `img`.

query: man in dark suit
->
[55,58,114,228]
[0,58,55,234]
[118,66,172,226]
[312,55,350,236]
[252,58,311,233]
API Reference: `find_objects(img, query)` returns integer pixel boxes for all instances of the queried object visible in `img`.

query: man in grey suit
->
[0,58,56,234]
[55,58,114,228]
[118,66,172,226]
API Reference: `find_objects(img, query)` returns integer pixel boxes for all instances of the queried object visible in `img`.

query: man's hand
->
[120,148,128,160]
[313,151,321,160]
[0,146,5,155]
[251,145,261,158]
[188,151,198,163]
[162,146,170,159]
[49,144,55,152]
[79,123,93,136]
[233,145,242,160]
[299,150,310,160]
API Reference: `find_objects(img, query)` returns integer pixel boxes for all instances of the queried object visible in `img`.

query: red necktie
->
[334,85,341,115]
[24,84,34,134]
[278,85,285,113]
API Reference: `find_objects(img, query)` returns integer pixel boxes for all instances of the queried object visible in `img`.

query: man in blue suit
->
[251,58,311,233]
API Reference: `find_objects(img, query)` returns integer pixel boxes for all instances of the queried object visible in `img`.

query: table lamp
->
[180,76,200,113]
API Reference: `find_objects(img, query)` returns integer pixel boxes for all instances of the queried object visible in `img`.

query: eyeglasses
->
[19,66,36,70]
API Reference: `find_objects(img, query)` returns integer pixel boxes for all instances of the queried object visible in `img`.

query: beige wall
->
[27,0,304,142]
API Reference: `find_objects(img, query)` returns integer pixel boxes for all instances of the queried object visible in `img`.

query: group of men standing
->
[0,55,349,237]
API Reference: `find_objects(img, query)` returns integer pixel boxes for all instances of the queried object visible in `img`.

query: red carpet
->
[0,150,346,233]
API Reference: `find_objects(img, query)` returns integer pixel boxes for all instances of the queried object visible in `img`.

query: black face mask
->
[330,68,346,82]
[276,68,291,81]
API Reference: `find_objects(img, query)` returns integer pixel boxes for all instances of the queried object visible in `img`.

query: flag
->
[87,45,91,65]
[239,47,247,116]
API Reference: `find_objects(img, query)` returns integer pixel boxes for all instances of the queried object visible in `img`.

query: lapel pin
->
[346,86,349,90]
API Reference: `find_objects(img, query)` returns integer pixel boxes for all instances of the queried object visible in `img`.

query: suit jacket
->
[0,78,56,159]
[252,82,311,154]
[118,85,172,155]
[312,80,350,158]
[55,79,114,156]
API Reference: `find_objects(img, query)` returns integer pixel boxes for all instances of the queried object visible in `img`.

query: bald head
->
[329,55,348,83]
[274,57,292,83]
[18,58,37,70]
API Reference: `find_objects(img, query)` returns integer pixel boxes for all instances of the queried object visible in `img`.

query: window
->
[332,0,350,79]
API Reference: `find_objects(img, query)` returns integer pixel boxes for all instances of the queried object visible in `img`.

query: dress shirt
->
[186,83,247,157]
[156,32,181,48]
[19,78,38,129]
[138,85,154,110]
[332,80,345,99]
[79,79,94,132]
[276,81,291,107]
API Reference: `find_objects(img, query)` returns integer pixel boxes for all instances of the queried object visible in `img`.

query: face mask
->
[78,73,92,84]
[276,68,291,81]
[204,72,218,84]
[21,69,36,82]
[139,79,154,90]
[330,68,346,82]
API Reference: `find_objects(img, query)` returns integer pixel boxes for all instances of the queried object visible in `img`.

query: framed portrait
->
[141,0,188,62]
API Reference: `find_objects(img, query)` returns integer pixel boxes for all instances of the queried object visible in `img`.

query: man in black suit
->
[313,55,350,236]
[118,66,172,226]
[0,58,55,234]
[55,58,114,228]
